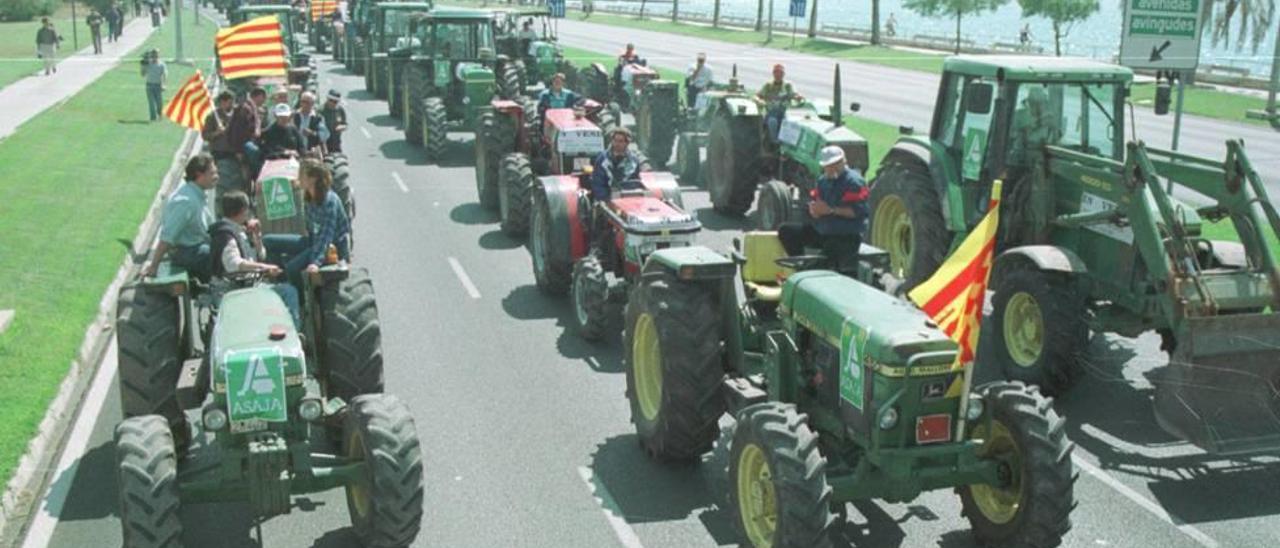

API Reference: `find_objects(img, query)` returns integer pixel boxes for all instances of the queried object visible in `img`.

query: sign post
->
[789,0,806,47]
[1119,0,1204,152]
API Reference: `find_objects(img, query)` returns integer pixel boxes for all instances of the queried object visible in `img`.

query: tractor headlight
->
[203,408,228,431]
[462,96,471,105]
[299,398,324,422]
[878,406,899,430]
[965,396,985,422]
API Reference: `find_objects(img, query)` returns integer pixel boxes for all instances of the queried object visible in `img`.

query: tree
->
[713,0,722,27]
[903,0,1009,53]
[808,0,820,37]
[1203,0,1275,52]
[872,0,882,44]
[1017,0,1099,56]
[756,0,765,31]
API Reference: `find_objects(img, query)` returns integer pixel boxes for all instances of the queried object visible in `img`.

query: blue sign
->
[549,0,566,18]
[788,0,806,18]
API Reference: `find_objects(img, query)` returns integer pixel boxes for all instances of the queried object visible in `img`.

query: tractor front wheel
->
[531,192,572,295]
[320,267,385,401]
[475,108,512,210]
[572,255,611,341]
[344,394,425,548]
[498,153,534,236]
[958,381,1074,548]
[625,270,723,460]
[422,97,447,161]
[116,285,183,430]
[498,61,522,100]
[868,161,948,292]
[989,269,1087,395]
[388,65,402,118]
[725,402,834,548]
[707,115,761,216]
[757,179,793,231]
[115,415,182,548]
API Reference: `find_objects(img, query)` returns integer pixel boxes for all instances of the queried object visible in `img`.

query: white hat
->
[819,145,845,167]
[273,103,293,118]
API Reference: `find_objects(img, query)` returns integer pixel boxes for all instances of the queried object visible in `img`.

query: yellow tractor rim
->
[737,443,777,548]
[346,427,372,520]
[970,420,1023,525]
[1003,292,1044,368]
[632,313,663,422]
[872,195,912,278]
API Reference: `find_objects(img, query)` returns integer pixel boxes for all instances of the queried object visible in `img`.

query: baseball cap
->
[273,103,293,117]
[819,145,845,167]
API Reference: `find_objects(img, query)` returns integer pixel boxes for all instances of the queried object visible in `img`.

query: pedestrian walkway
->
[0,16,157,142]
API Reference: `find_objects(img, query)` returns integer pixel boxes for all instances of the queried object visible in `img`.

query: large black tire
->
[595,102,622,137]
[636,87,678,168]
[531,192,572,295]
[498,153,534,236]
[498,61,522,100]
[116,285,182,428]
[624,270,724,460]
[353,41,367,75]
[475,109,515,210]
[707,115,761,216]
[674,132,701,187]
[958,381,1074,548]
[344,394,424,548]
[402,66,428,146]
[115,415,182,548]
[571,255,610,341]
[373,59,389,100]
[725,402,834,548]
[320,267,384,402]
[364,56,376,93]
[422,97,448,161]
[326,154,356,249]
[757,179,793,231]
[579,65,609,103]
[989,269,1087,396]
[868,161,948,291]
[388,63,404,118]
[512,59,529,92]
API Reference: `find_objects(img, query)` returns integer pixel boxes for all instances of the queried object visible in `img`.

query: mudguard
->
[993,245,1089,280]
[538,175,591,266]
[644,246,736,281]
[721,97,760,117]
[639,172,682,209]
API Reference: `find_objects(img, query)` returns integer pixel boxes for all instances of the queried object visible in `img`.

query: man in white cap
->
[260,103,307,159]
[777,145,869,273]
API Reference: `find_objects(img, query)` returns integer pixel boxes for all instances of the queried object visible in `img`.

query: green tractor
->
[397,8,502,161]
[362,2,431,103]
[868,55,1280,454]
[491,6,576,93]
[114,161,423,546]
[623,233,1074,547]
[701,66,868,226]
[636,64,756,182]
[344,0,376,73]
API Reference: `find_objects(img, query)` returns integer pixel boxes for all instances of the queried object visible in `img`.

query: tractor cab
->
[405,10,499,122]
[493,7,562,82]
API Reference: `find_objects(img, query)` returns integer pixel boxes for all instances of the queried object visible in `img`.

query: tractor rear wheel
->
[374,60,389,100]
[531,192,572,295]
[499,61,522,100]
[725,402,834,548]
[757,179,793,231]
[637,88,677,168]
[344,394,424,548]
[116,285,183,429]
[364,57,376,94]
[422,97,447,161]
[572,255,611,341]
[499,152,534,236]
[403,67,428,145]
[596,102,622,137]
[707,115,761,216]
[320,267,385,401]
[625,270,723,461]
[958,381,1074,548]
[351,41,365,74]
[868,161,948,292]
[388,65,403,118]
[674,132,701,187]
[115,415,182,548]
[512,59,529,92]
[579,65,609,103]
[989,269,1087,395]
[475,109,514,210]
[326,153,356,250]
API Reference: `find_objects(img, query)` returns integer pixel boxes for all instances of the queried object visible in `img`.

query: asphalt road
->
[27,52,1280,548]
[554,18,1280,198]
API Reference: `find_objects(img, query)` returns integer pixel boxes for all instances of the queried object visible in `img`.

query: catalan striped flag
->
[907,180,1003,368]
[216,15,288,80]
[164,70,212,131]
[311,0,339,21]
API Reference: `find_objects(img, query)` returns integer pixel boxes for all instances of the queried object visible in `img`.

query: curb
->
[0,128,203,547]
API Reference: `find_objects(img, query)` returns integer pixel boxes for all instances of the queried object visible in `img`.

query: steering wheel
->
[225,270,267,286]
[775,255,828,271]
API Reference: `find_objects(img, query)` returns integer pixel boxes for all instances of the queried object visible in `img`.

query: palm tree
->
[1200,0,1275,51]
[808,0,820,37]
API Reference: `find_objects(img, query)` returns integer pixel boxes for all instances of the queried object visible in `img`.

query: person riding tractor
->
[777,145,869,274]
[536,72,582,123]
[590,127,644,202]
[755,63,803,142]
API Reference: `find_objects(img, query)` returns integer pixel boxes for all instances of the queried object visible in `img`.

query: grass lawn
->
[1130,82,1275,128]
[0,12,215,486]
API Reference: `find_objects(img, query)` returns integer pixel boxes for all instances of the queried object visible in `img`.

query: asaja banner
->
[225,349,288,423]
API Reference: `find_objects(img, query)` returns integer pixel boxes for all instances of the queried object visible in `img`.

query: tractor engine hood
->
[545,108,604,155]
[208,287,306,398]
[455,62,495,83]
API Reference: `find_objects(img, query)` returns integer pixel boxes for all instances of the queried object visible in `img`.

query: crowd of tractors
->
[111,2,1280,547]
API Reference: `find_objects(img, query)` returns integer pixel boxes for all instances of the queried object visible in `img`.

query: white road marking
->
[21,340,121,548]
[577,466,645,548]
[447,257,481,299]
[1073,455,1218,548]
[392,171,409,193]
[360,126,372,139]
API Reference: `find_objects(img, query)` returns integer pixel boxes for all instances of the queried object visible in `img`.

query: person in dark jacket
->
[589,127,643,202]
[228,87,266,178]
[35,18,61,76]
[291,91,330,152]
[777,146,869,273]
[209,191,301,328]
[319,89,348,153]
[260,103,306,159]
[87,11,104,53]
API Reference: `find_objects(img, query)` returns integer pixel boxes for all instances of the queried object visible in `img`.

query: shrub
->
[0,0,58,22]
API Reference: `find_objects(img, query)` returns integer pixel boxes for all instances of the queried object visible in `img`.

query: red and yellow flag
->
[908,181,1003,367]
[216,15,287,80]
[310,0,339,21]
[164,70,212,131]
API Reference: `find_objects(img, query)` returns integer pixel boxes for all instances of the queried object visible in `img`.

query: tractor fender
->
[883,140,931,172]
[537,175,590,265]
[721,97,759,117]
[588,62,610,78]
[642,245,737,282]
[994,245,1089,280]
[640,172,683,209]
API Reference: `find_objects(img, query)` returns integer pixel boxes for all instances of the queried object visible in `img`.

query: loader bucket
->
[1153,313,1280,455]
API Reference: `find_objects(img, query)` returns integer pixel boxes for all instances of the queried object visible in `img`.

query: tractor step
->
[176,358,203,410]
[722,377,767,414]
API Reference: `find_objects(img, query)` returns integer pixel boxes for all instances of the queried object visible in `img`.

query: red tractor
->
[474,98,623,236]
[530,171,700,341]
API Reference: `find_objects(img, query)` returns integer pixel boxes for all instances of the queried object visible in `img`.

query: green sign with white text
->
[1120,0,1203,69]
[262,178,297,221]
[225,349,288,423]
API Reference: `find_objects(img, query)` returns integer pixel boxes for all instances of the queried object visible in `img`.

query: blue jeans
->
[765,106,785,143]
[268,283,302,329]
[146,84,164,121]
[263,233,310,287]
[171,243,211,282]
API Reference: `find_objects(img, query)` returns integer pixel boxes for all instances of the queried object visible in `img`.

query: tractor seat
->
[741,231,791,302]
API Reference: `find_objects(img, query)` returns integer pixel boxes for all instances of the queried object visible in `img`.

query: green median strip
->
[0,13,217,485]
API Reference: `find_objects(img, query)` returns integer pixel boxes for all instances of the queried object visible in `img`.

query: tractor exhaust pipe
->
[832,64,843,127]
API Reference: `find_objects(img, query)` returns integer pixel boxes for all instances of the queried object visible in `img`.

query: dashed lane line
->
[360,126,372,139]
[1073,455,1218,548]
[392,171,409,193]
[447,257,481,299]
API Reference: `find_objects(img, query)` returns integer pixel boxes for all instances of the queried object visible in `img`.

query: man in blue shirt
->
[589,127,643,202]
[537,73,581,116]
[777,146,869,274]
[145,154,219,281]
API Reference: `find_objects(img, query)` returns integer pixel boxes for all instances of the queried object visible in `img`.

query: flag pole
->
[953,179,1002,441]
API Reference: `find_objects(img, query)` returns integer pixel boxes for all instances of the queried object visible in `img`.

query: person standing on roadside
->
[88,11,104,54]
[35,18,61,76]
[150,2,162,28]
[133,0,142,17]
[140,49,167,121]
[111,2,125,42]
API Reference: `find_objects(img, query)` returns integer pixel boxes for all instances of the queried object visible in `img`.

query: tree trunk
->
[871,0,880,45]
[673,0,679,22]
[714,0,722,28]
[807,0,818,38]
[954,11,962,54]
[756,0,764,31]
[639,0,647,19]
[1053,21,1061,56]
